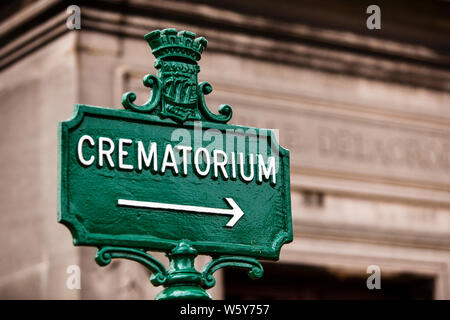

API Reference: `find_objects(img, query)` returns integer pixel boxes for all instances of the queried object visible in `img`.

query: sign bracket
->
[95,240,263,300]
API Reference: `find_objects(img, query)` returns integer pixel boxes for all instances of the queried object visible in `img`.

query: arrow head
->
[224,198,244,227]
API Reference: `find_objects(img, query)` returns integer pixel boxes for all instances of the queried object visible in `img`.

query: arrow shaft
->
[118,199,233,216]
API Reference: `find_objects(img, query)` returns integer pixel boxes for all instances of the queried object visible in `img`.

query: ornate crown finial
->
[122,28,232,123]
[145,28,208,63]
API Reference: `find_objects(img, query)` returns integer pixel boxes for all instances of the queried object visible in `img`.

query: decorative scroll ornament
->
[95,246,168,286]
[201,255,264,289]
[122,28,232,123]
[95,242,264,300]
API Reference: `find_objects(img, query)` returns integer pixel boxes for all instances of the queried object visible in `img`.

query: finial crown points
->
[123,28,231,124]
[145,28,208,63]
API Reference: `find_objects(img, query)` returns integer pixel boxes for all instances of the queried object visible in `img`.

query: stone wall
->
[0,0,449,299]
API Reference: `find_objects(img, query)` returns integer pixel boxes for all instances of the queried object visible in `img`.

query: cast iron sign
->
[58,28,292,299]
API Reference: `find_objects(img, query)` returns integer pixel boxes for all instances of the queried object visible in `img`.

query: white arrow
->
[117,197,244,228]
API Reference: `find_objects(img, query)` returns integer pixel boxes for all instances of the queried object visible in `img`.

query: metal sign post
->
[58,28,292,299]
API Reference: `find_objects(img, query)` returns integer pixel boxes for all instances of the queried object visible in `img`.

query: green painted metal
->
[156,241,211,300]
[122,28,232,124]
[58,28,292,299]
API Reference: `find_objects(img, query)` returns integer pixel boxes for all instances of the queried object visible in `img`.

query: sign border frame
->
[58,104,292,260]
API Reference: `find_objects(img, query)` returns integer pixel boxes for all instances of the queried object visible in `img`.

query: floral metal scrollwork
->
[122,74,161,113]
[95,246,168,286]
[198,82,233,123]
[94,245,264,298]
[201,255,264,289]
[121,28,232,124]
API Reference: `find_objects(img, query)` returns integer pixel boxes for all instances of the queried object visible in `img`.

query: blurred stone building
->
[0,0,449,299]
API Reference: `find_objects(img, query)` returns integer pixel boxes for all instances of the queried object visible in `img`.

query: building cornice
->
[0,0,449,91]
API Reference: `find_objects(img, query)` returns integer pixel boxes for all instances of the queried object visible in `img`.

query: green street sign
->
[58,28,292,299]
